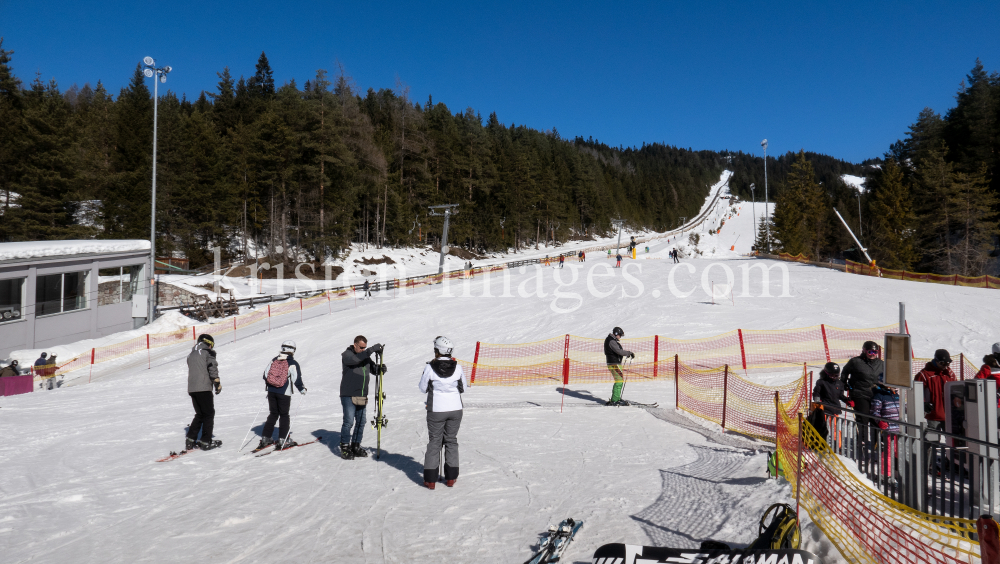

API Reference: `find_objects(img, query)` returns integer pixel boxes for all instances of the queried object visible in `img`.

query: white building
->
[0,240,151,358]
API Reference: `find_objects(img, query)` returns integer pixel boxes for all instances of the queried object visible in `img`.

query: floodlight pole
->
[761,139,770,253]
[749,183,757,241]
[429,204,459,274]
[143,57,171,325]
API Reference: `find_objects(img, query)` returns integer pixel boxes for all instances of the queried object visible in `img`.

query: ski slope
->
[3,173,1000,564]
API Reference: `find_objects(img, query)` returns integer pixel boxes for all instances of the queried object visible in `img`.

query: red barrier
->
[1,375,33,396]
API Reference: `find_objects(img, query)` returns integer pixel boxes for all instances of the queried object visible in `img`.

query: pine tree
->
[914,141,957,272]
[0,38,24,241]
[951,164,998,275]
[103,65,152,239]
[772,151,827,258]
[866,159,916,269]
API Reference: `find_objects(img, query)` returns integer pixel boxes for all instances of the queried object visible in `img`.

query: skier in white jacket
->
[419,336,469,490]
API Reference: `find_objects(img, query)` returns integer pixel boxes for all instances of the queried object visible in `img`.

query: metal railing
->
[820,406,999,520]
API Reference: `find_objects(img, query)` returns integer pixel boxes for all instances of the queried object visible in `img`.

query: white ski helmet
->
[281,340,297,354]
[433,336,454,356]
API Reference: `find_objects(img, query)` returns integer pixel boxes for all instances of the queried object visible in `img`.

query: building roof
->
[0,240,150,262]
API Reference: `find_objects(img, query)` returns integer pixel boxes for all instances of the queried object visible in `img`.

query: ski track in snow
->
[4,172,999,563]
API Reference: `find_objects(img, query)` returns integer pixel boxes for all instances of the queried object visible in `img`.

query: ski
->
[607,400,659,408]
[245,443,276,456]
[591,543,819,564]
[157,449,195,462]
[370,348,388,460]
[524,518,583,564]
[255,436,322,457]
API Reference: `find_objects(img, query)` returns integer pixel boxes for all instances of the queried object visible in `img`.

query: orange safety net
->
[776,400,981,564]
[847,259,1000,290]
[676,361,808,441]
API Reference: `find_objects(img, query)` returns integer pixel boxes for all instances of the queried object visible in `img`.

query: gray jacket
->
[187,342,219,393]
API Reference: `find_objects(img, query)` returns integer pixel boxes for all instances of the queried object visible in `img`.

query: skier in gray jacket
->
[186,334,221,451]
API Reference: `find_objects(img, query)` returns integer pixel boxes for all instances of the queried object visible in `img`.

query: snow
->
[841,174,866,193]
[0,239,150,261]
[3,171,998,563]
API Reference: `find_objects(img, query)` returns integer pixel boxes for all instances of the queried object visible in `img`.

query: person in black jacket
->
[843,341,884,420]
[339,335,386,460]
[604,327,634,405]
[812,362,851,415]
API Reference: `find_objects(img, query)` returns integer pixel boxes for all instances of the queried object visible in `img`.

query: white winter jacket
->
[418,358,468,412]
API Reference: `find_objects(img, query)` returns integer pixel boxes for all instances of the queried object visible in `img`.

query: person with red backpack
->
[256,340,306,451]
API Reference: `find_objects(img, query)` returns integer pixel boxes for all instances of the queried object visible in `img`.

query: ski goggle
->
[865,349,879,356]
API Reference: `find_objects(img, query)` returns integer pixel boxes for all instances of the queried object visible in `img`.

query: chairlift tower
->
[611,218,625,254]
[429,205,459,274]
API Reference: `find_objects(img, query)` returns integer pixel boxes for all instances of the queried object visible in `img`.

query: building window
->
[0,278,25,322]
[98,265,142,306]
[36,271,89,316]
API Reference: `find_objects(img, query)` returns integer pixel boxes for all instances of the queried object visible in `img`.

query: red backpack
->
[266,359,290,388]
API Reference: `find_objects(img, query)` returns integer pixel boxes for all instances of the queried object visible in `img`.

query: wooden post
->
[721,364,729,429]
[674,354,680,409]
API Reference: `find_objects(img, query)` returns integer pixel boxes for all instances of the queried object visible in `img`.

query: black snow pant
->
[851,395,873,466]
[187,391,215,442]
[424,409,463,483]
[262,392,292,441]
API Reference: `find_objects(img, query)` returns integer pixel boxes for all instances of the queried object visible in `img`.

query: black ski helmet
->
[612,327,624,338]
[197,334,215,348]
[822,362,841,379]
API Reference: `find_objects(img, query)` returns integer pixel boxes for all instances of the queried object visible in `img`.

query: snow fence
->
[776,400,983,564]
[846,259,1000,290]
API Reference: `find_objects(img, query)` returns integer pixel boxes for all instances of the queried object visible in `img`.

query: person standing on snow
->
[257,340,307,451]
[340,336,386,460]
[615,253,622,268]
[558,255,565,269]
[419,336,469,490]
[0,360,19,378]
[604,327,634,405]
[870,384,901,479]
[186,334,222,451]
[363,279,372,300]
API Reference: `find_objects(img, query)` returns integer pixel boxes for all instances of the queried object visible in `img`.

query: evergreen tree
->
[103,65,152,239]
[0,38,24,241]
[772,151,827,258]
[865,159,916,269]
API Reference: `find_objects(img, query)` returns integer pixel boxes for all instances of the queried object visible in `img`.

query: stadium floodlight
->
[749,183,757,244]
[761,139,770,253]
[164,66,172,73]
[141,56,172,325]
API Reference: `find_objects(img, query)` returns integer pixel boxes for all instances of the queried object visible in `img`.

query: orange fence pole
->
[470,342,480,384]
[562,335,570,386]
[233,317,237,343]
[653,335,659,379]
[674,354,679,408]
[820,324,830,362]
[300,298,303,323]
[88,348,95,383]
[267,305,271,332]
[147,334,151,369]
[737,329,747,372]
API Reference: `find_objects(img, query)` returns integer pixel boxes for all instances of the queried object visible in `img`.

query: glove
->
[370,343,384,354]
[924,401,934,413]
[379,365,388,375]
[878,421,889,430]
[213,379,222,395]
[300,388,307,396]
[628,352,635,359]
[846,400,855,408]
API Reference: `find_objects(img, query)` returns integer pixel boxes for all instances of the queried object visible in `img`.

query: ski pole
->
[620,358,631,400]
[238,394,268,452]
[278,387,307,450]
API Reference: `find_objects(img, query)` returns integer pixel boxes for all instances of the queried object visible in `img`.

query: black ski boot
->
[197,439,222,451]
[185,438,196,451]
[351,443,368,458]
[339,443,355,460]
[254,437,274,452]
[277,437,297,450]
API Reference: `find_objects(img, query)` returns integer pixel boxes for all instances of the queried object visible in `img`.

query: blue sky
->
[2,1,997,163]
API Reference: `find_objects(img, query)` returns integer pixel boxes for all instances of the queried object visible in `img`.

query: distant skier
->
[186,334,222,451]
[419,336,469,489]
[671,249,680,264]
[256,340,307,451]
[340,336,386,460]
[604,327,634,405]
[0,360,19,378]
[558,255,565,268]
[615,253,622,268]
[363,279,372,300]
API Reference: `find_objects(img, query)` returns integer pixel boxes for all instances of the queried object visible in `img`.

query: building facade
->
[0,240,151,359]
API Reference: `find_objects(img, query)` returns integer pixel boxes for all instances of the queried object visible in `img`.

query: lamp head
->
[163,66,172,73]
[143,68,154,78]
[159,75,166,83]
[143,56,154,66]
[761,139,768,150]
